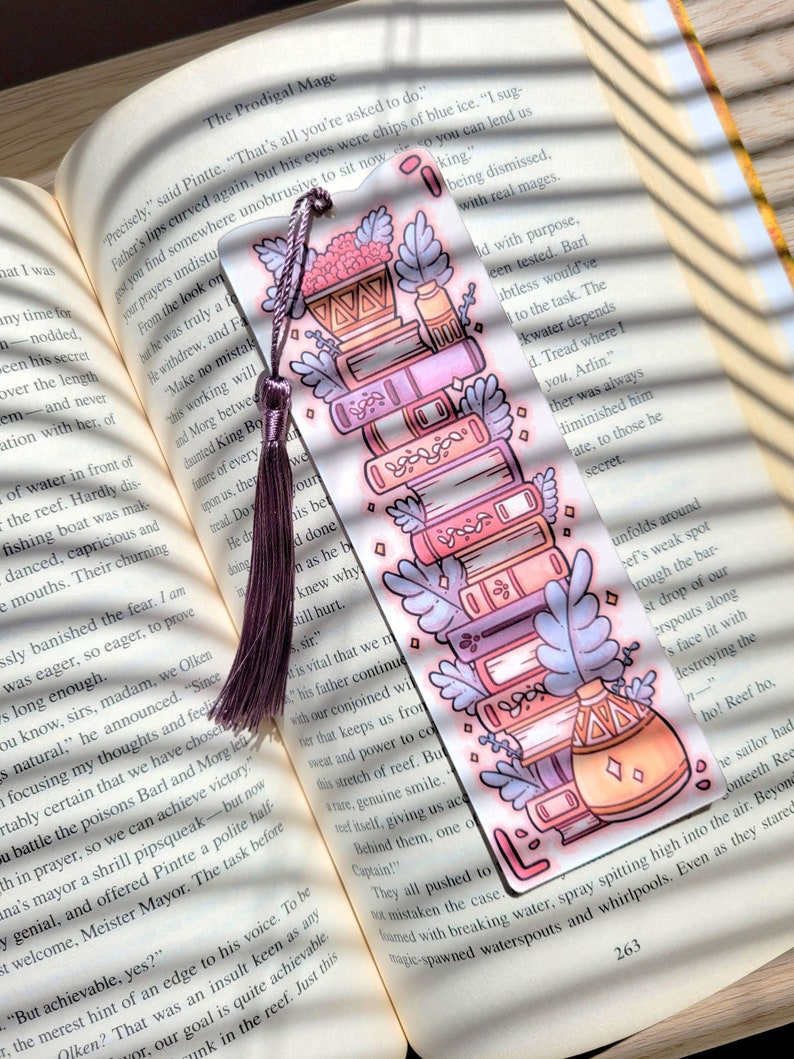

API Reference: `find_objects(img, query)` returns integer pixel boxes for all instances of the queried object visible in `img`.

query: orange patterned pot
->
[306,264,396,342]
[571,679,690,822]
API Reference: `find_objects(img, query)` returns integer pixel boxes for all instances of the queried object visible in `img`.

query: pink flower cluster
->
[303,231,391,296]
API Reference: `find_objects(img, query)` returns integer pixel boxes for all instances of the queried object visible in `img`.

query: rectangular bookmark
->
[219,150,724,892]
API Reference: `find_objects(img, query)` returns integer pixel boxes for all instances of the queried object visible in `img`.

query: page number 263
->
[615,939,641,960]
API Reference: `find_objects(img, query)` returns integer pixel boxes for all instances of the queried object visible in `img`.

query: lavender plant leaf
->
[395,210,454,292]
[429,657,485,714]
[534,549,622,695]
[625,669,656,706]
[382,555,466,641]
[460,374,512,441]
[255,240,316,317]
[290,348,346,403]
[532,467,558,523]
[386,495,427,534]
[480,759,546,809]
[253,235,288,278]
[356,205,393,246]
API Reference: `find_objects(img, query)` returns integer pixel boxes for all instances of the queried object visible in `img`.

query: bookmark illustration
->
[219,150,724,892]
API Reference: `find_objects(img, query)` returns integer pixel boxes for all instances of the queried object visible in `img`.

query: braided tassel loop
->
[210,188,332,732]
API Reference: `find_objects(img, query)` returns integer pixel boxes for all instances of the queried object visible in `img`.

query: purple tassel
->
[210,188,332,731]
[209,374,294,729]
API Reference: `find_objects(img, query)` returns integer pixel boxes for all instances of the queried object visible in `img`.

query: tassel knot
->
[259,374,292,444]
[210,187,332,732]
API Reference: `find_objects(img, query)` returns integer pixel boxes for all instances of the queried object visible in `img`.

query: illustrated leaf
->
[386,495,427,534]
[254,241,315,317]
[534,549,622,695]
[532,466,558,523]
[290,349,346,402]
[356,206,393,246]
[253,235,288,278]
[395,210,453,292]
[261,283,279,313]
[429,658,485,714]
[460,374,512,441]
[480,759,545,809]
[382,555,466,641]
[254,238,317,276]
[625,669,656,706]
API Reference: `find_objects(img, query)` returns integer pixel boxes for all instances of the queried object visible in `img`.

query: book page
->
[0,180,404,1059]
[54,1,794,1055]
[572,0,794,503]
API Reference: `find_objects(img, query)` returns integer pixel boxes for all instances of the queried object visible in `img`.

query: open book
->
[2,1,793,1056]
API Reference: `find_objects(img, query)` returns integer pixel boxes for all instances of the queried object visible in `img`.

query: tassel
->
[210,187,333,731]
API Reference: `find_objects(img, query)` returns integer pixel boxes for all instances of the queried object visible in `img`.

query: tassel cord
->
[270,187,333,378]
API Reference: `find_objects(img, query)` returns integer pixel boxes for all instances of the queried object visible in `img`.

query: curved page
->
[0,179,403,1059]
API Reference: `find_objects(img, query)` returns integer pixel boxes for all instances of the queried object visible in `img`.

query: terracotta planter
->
[570,679,690,822]
[305,264,396,342]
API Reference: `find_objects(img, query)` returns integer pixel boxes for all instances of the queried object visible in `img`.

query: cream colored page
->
[0,180,403,1059]
[571,0,794,503]
[54,1,794,1056]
